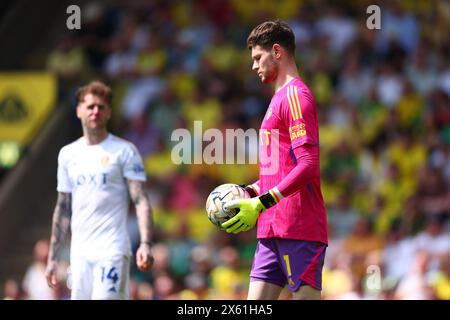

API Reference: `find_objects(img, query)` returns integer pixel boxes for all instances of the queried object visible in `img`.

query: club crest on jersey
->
[100,155,109,166]
[265,108,273,120]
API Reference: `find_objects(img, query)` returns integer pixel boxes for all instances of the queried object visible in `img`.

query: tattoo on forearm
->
[127,180,145,205]
[128,180,153,244]
[48,192,72,262]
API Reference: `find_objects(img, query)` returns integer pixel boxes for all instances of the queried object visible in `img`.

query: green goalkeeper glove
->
[221,197,265,234]
[221,190,280,234]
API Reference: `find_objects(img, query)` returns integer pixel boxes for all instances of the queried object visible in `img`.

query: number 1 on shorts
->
[283,254,294,285]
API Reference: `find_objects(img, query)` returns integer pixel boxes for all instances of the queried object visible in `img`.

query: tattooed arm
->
[45,192,72,288]
[127,180,154,271]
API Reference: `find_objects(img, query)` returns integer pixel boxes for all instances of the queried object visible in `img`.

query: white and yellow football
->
[205,183,249,228]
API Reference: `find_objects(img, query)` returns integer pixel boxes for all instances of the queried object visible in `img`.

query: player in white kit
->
[45,81,154,299]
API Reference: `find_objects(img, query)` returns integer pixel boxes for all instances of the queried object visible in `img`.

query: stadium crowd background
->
[2,0,450,300]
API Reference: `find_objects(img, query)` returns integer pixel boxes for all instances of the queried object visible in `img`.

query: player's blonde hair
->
[76,81,112,105]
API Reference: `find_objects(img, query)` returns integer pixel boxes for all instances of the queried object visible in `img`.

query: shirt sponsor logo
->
[260,129,272,146]
[289,123,306,140]
[75,173,108,186]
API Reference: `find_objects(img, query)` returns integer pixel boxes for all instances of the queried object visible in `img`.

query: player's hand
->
[221,198,265,234]
[239,184,258,198]
[45,260,59,289]
[136,243,154,272]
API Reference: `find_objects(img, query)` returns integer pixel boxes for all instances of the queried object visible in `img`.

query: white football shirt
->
[57,134,146,260]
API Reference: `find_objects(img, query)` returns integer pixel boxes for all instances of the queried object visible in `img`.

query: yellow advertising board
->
[0,73,56,146]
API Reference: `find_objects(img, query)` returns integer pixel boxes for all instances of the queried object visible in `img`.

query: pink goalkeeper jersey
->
[257,77,328,244]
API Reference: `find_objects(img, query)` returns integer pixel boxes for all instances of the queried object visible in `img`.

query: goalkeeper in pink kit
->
[222,21,328,300]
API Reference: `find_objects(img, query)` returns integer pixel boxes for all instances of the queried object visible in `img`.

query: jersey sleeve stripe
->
[293,86,303,119]
[290,86,301,120]
[287,86,299,120]
[291,86,300,120]
[287,86,295,120]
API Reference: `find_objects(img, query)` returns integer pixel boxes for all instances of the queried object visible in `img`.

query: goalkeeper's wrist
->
[240,184,259,198]
[258,188,283,209]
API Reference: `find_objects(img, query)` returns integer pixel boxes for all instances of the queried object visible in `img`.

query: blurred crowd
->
[3,0,450,300]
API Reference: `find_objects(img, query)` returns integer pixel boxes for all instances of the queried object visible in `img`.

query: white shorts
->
[68,255,130,300]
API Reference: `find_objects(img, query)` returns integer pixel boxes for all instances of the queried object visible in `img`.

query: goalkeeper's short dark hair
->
[247,20,296,56]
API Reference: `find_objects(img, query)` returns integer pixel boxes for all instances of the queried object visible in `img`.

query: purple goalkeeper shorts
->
[250,238,327,291]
